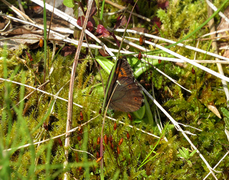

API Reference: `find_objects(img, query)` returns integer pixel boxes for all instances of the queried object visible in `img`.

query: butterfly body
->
[105,57,144,112]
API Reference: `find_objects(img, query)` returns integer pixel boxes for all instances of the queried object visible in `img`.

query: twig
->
[0,77,83,109]
[17,0,25,13]
[64,0,94,179]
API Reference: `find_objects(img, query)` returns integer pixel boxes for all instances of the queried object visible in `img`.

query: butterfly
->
[105,57,144,112]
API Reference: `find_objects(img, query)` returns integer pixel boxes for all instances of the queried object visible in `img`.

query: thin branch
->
[64,0,94,179]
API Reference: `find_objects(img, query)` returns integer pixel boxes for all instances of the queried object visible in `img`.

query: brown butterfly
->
[105,57,144,112]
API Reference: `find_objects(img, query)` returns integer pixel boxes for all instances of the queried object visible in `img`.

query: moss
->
[2,0,229,179]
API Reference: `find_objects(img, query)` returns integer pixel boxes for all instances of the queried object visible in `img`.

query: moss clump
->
[1,0,229,179]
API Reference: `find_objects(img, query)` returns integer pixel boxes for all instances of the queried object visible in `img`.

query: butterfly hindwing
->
[109,77,143,112]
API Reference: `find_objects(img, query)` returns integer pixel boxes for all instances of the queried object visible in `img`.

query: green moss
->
[1,0,229,179]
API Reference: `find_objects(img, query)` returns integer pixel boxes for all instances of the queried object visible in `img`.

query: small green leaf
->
[178,147,196,160]
[133,104,145,119]
[178,148,187,158]
[96,57,114,74]
[126,56,151,78]
[187,160,192,167]
[221,107,229,129]
[63,0,74,8]
[189,150,197,157]
[221,107,229,118]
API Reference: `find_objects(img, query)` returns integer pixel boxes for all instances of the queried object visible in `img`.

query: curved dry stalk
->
[64,0,94,179]
[70,146,96,159]
[140,60,192,93]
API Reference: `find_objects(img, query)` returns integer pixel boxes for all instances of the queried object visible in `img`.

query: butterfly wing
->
[109,77,143,112]
[105,57,144,112]
[105,58,122,108]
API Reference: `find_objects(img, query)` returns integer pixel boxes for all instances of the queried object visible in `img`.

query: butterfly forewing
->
[105,57,144,112]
